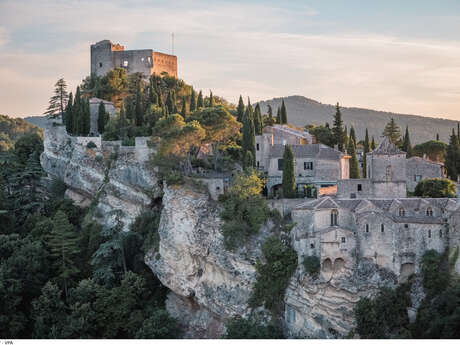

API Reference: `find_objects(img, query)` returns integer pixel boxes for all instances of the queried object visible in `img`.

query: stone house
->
[406,156,444,192]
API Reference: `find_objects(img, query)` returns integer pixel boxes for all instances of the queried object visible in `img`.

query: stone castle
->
[91,40,177,78]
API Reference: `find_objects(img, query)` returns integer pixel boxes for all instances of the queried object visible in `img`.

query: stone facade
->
[89,97,116,135]
[406,156,444,192]
[91,40,177,78]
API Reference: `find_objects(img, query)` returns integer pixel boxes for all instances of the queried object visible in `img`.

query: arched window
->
[381,224,385,233]
[399,207,405,217]
[365,224,369,233]
[331,209,338,226]
[426,207,433,217]
[428,229,432,238]
[439,229,443,238]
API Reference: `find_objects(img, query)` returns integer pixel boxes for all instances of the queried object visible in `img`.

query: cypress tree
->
[180,96,187,117]
[80,99,91,136]
[197,90,204,108]
[401,126,413,157]
[349,127,356,149]
[241,105,256,167]
[236,95,245,122]
[149,85,158,106]
[371,137,376,150]
[72,87,81,135]
[165,91,174,114]
[348,137,360,179]
[243,150,254,172]
[254,103,263,135]
[97,101,107,134]
[171,90,177,113]
[446,129,459,180]
[135,84,143,126]
[363,128,370,178]
[332,103,345,152]
[118,105,127,139]
[267,105,273,124]
[436,133,440,141]
[64,92,73,134]
[156,86,163,108]
[280,100,287,124]
[190,89,197,112]
[276,107,281,124]
[282,144,296,198]
[209,90,215,107]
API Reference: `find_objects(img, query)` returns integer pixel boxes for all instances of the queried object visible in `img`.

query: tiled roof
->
[269,144,343,160]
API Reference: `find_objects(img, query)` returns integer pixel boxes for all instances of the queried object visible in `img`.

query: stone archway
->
[334,258,345,271]
[322,258,333,272]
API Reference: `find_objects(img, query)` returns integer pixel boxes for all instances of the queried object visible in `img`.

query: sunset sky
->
[1,0,460,120]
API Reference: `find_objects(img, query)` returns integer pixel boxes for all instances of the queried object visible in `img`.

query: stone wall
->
[406,157,444,192]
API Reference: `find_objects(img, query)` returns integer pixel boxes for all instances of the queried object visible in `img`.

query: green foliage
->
[220,171,269,250]
[0,114,42,152]
[135,309,181,339]
[237,95,245,122]
[282,145,296,198]
[348,138,360,179]
[280,99,287,124]
[254,103,263,135]
[413,140,447,162]
[130,209,161,252]
[332,103,346,152]
[86,141,97,149]
[401,125,413,157]
[308,124,335,147]
[44,78,68,118]
[97,101,109,134]
[49,178,67,199]
[249,236,298,313]
[363,128,370,178]
[14,132,44,164]
[223,317,283,339]
[302,255,320,278]
[383,118,402,144]
[414,178,456,198]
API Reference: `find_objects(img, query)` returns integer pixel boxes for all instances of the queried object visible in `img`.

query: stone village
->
[41,40,460,338]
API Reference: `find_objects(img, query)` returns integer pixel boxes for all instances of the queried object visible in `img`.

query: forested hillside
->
[0,114,42,151]
[259,96,458,144]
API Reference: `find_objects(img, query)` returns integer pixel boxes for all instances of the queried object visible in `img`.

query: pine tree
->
[209,90,215,107]
[363,128,370,178]
[44,78,68,118]
[446,129,459,180]
[282,145,296,198]
[348,138,360,179]
[253,103,263,135]
[276,107,281,124]
[332,103,346,152]
[236,95,245,122]
[371,136,376,150]
[180,96,187,117]
[241,105,256,167]
[64,92,73,134]
[134,85,143,126]
[383,118,401,144]
[48,211,80,299]
[190,89,197,112]
[401,126,413,157]
[97,101,108,134]
[280,100,288,124]
[197,90,204,108]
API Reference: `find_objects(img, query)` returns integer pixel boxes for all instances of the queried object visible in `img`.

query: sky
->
[1,0,460,120]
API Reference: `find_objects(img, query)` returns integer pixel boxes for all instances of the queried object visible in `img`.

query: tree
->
[97,101,108,134]
[267,105,273,124]
[401,126,413,156]
[165,90,174,114]
[80,98,91,136]
[371,136,376,150]
[189,89,197,112]
[348,138,360,179]
[236,95,245,122]
[197,90,204,108]
[135,84,143,126]
[209,90,215,107]
[180,96,187,117]
[413,140,447,162]
[44,78,68,118]
[48,211,80,299]
[332,103,346,152]
[363,128,370,178]
[276,107,281,124]
[282,145,296,198]
[223,317,282,339]
[414,178,456,198]
[64,93,73,134]
[308,124,334,147]
[135,309,180,339]
[445,129,458,180]
[253,103,263,135]
[280,100,287,124]
[14,133,43,165]
[349,126,357,149]
[241,104,256,168]
[383,118,401,144]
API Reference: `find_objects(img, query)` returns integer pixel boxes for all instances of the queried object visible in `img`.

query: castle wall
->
[152,52,178,77]
[368,153,407,182]
[91,40,114,76]
[112,49,154,77]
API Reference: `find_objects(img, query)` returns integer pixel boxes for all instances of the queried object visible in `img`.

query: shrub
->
[223,317,283,339]
[49,178,67,199]
[121,137,135,146]
[135,309,180,339]
[130,210,161,252]
[414,178,456,198]
[86,141,97,149]
[302,255,320,278]
[249,236,298,313]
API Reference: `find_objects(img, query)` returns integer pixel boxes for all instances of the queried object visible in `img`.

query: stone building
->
[406,156,444,192]
[91,40,177,78]
[89,97,116,135]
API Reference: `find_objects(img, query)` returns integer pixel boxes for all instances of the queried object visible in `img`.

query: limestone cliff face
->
[40,126,161,230]
[145,184,272,338]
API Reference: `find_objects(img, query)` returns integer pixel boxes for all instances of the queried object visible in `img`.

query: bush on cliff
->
[219,171,270,250]
[223,316,283,339]
[249,236,298,314]
[302,255,320,279]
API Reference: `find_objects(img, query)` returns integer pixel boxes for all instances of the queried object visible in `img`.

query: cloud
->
[0,27,8,47]
[1,0,460,120]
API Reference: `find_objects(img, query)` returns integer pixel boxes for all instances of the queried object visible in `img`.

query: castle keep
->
[91,40,177,78]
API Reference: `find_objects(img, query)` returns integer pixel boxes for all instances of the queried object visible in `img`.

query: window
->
[257,161,259,168]
[350,193,356,199]
[440,230,443,238]
[277,159,283,171]
[365,224,369,233]
[341,237,346,243]
[357,184,362,191]
[404,224,409,228]
[414,175,422,182]
[304,162,313,170]
[216,186,220,191]
[310,243,315,249]
[426,207,433,217]
[256,143,260,151]
[123,60,129,67]
[331,209,338,226]
[428,229,432,238]
[381,224,385,233]
[99,62,103,68]
[399,208,405,217]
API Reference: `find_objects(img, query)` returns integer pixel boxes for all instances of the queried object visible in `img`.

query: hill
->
[0,114,42,151]
[258,96,458,144]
